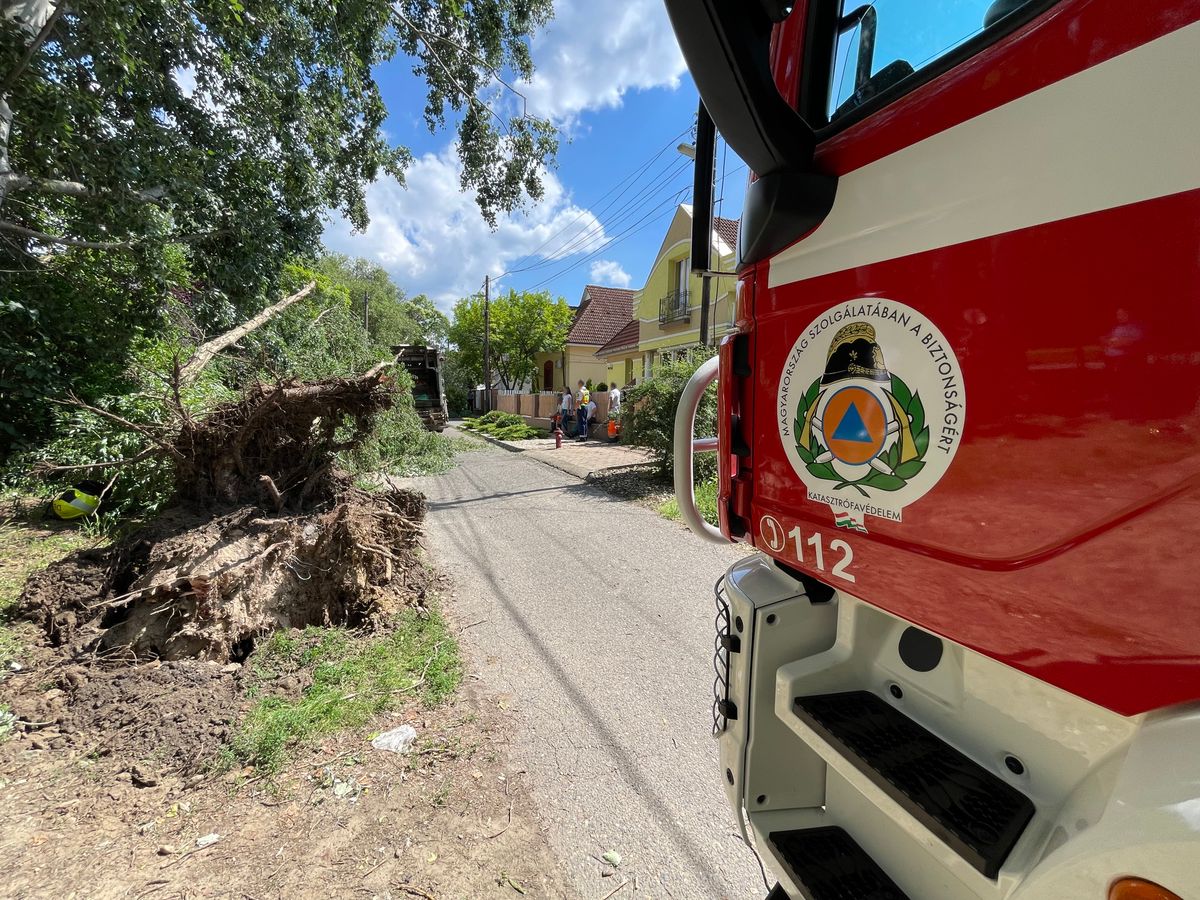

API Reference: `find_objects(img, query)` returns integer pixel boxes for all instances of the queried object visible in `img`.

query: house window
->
[624,357,634,385]
[673,257,689,293]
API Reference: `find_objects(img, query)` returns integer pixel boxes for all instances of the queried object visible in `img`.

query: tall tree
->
[405,293,450,349]
[0,0,558,305]
[448,288,570,390]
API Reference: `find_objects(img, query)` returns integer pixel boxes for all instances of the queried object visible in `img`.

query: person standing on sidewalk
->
[559,385,573,432]
[575,380,590,441]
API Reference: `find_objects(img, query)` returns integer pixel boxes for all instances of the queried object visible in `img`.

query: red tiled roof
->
[566,285,636,345]
[715,216,740,250]
[595,318,640,357]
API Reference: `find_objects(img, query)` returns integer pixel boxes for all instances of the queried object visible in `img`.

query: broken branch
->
[178,282,316,384]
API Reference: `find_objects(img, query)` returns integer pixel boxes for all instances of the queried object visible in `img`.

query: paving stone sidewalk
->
[473,432,654,479]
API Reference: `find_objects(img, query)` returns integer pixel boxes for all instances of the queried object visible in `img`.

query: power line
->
[521,183,693,291]
[498,125,692,278]
[517,160,749,293]
[511,155,693,273]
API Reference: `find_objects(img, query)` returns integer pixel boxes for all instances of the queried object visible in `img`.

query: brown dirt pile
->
[4,660,244,771]
[21,485,428,663]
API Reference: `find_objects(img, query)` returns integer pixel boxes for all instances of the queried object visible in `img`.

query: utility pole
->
[694,102,717,348]
[482,275,491,413]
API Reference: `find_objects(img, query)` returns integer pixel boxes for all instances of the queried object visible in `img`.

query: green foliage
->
[657,478,719,526]
[0,244,193,457]
[226,612,461,774]
[461,411,541,440]
[1,0,558,302]
[1,255,462,521]
[448,289,572,390]
[467,411,523,427]
[622,349,719,480]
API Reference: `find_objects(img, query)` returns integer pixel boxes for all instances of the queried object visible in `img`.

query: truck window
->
[827,0,1041,122]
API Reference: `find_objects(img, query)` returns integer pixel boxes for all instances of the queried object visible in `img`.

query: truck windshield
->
[828,0,1036,121]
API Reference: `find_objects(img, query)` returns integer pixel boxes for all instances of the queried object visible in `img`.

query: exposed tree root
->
[21,485,429,662]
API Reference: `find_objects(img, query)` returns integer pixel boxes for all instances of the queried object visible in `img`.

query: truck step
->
[792,691,1034,879]
[768,826,910,900]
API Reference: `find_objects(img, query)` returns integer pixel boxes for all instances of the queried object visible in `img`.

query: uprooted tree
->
[22,283,435,664]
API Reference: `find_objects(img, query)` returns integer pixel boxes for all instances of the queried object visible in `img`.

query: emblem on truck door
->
[777,300,966,531]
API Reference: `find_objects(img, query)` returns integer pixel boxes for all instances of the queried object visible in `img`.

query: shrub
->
[621,348,718,480]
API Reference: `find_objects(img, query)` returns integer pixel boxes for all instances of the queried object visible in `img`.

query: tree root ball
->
[20,485,429,663]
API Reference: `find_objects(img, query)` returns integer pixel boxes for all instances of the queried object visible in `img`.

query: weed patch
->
[226,610,462,774]
[658,478,719,527]
[461,411,543,441]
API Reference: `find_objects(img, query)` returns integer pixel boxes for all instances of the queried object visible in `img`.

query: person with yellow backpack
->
[574,380,590,441]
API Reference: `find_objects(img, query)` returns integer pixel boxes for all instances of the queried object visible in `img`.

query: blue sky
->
[321,0,747,311]
[321,0,1001,311]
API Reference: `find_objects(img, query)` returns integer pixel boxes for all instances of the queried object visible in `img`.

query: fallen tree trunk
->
[178,281,316,385]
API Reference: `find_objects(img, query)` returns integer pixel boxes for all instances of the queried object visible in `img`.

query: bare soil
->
[0,679,568,899]
[0,482,569,898]
[21,485,428,664]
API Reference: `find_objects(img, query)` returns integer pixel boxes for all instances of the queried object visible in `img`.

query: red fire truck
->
[664,1,1200,898]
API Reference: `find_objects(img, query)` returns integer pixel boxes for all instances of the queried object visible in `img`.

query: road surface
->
[408,439,766,898]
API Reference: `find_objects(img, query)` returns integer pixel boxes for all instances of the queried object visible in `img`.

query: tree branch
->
[32,447,158,476]
[178,282,317,385]
[0,172,166,203]
[0,1,64,97]
[0,219,222,250]
[47,393,178,456]
[0,219,138,250]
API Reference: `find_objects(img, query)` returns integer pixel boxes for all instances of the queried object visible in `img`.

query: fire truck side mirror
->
[664,0,815,176]
[666,0,839,266]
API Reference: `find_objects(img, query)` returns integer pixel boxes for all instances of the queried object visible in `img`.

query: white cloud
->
[519,0,687,122]
[321,145,609,309]
[588,259,632,288]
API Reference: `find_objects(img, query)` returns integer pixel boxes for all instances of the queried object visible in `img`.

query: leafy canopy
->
[0,0,558,306]
[448,288,572,390]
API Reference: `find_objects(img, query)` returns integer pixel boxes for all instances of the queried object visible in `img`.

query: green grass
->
[224,611,462,775]
[0,518,95,668]
[658,478,719,527]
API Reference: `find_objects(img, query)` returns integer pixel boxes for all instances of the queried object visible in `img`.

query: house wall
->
[599,351,644,388]
[564,343,609,390]
[533,351,566,392]
[635,218,738,367]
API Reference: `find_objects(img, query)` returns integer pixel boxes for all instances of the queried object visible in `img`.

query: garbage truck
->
[664,1,1200,897]
[393,344,448,432]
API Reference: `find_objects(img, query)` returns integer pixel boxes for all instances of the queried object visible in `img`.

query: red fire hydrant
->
[554,414,563,450]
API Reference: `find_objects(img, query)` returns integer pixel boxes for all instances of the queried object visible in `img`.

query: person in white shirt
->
[608,383,621,416]
[559,387,573,431]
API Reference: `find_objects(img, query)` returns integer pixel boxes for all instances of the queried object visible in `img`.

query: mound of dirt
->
[173,368,397,507]
[22,485,428,663]
[4,660,244,771]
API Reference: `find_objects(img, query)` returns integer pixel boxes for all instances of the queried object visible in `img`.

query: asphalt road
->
[408,440,766,899]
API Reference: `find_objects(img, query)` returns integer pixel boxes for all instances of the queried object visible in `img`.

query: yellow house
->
[630,205,739,378]
[544,284,635,392]
[595,319,643,389]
